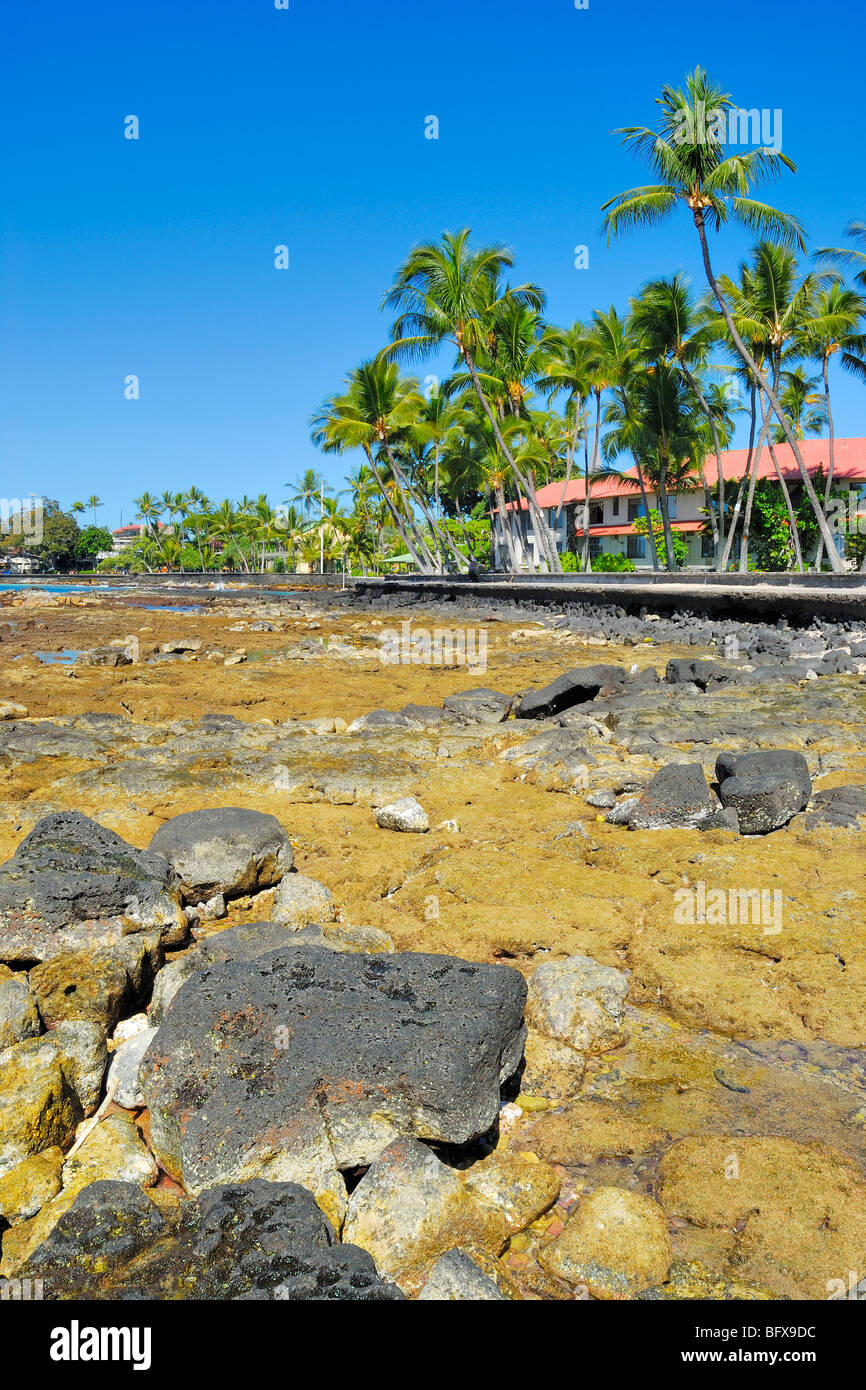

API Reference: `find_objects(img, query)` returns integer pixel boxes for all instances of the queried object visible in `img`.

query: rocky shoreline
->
[1,582,865,1299]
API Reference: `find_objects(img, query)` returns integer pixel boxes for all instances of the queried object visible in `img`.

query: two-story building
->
[496,438,866,569]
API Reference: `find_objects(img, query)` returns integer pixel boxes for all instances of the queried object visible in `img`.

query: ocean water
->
[0,582,114,594]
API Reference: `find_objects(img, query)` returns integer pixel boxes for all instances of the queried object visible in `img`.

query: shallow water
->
[34,649,86,664]
[136,603,203,614]
[0,582,114,595]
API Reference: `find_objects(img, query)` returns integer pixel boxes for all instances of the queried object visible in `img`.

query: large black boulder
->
[516,665,626,720]
[141,948,527,1197]
[666,658,739,689]
[20,1179,403,1300]
[0,812,186,964]
[629,762,718,831]
[715,749,811,834]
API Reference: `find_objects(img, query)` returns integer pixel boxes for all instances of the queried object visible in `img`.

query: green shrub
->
[592,552,636,572]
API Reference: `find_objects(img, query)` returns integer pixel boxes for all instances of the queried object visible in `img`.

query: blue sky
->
[1,0,864,529]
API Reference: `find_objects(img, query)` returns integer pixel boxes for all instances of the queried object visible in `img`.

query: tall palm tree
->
[610,359,701,570]
[207,499,249,572]
[412,385,463,550]
[134,492,166,561]
[287,470,325,519]
[381,229,562,571]
[252,495,281,572]
[629,274,729,565]
[312,360,437,572]
[579,308,642,570]
[714,243,824,570]
[278,504,307,571]
[87,495,103,524]
[701,283,772,572]
[797,281,866,565]
[536,321,593,533]
[186,485,210,570]
[602,67,844,570]
[602,388,661,571]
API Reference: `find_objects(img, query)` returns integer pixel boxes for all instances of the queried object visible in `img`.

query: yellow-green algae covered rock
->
[539,1185,673,1299]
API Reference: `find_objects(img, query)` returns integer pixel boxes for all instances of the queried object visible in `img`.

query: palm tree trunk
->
[813,353,837,570]
[695,458,719,558]
[635,461,660,570]
[680,362,723,566]
[555,403,582,522]
[581,392,602,572]
[364,448,430,572]
[722,380,757,571]
[402,470,464,571]
[381,446,439,571]
[462,352,562,572]
[693,210,844,572]
[656,460,677,571]
[759,382,804,572]
[494,483,519,570]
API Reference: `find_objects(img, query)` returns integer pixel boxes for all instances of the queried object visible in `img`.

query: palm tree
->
[251,495,281,571]
[185,486,210,570]
[797,281,866,565]
[409,387,464,565]
[772,368,827,443]
[579,308,642,570]
[381,229,562,571]
[87,495,103,525]
[298,530,327,573]
[71,501,86,519]
[536,322,593,534]
[288,469,325,519]
[609,358,701,570]
[312,359,438,572]
[701,280,773,572]
[602,67,844,570]
[629,274,730,565]
[277,504,307,571]
[602,388,661,571]
[344,517,376,575]
[134,492,166,561]
[817,221,866,292]
[714,243,826,571]
[207,499,249,572]
[441,405,545,571]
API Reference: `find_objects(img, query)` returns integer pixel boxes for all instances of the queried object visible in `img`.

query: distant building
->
[497,438,866,569]
[2,555,42,575]
[110,524,150,557]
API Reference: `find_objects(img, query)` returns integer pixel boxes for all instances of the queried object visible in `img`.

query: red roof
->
[512,438,866,510]
[113,522,164,537]
[573,520,704,537]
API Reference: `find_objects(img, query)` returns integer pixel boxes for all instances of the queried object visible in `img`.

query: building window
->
[627,499,642,521]
[627,537,646,560]
[701,534,714,558]
[590,504,603,526]
[611,495,620,518]
[668,497,677,521]
[589,538,603,559]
